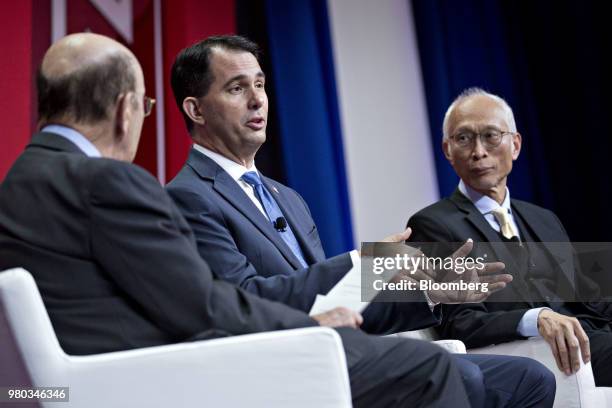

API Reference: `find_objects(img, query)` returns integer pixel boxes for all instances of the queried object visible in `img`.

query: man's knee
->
[514,356,556,405]
[456,358,484,392]
[519,357,555,389]
[453,356,485,408]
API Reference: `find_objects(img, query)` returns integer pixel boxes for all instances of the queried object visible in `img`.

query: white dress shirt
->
[192,144,269,219]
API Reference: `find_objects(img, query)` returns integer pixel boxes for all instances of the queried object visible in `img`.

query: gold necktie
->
[491,207,518,240]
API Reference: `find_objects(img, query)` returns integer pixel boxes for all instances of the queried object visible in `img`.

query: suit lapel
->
[450,189,534,302]
[450,189,506,246]
[187,149,303,269]
[263,177,317,264]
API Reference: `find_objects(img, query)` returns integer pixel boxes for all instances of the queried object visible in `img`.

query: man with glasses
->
[407,87,612,386]
[166,36,557,408]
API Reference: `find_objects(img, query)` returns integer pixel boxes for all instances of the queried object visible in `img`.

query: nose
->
[248,87,266,110]
[471,137,488,160]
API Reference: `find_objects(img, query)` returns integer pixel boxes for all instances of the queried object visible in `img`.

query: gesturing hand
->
[395,239,511,304]
[538,309,590,375]
[312,307,363,329]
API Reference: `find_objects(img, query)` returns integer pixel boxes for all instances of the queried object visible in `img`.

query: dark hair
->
[170,35,260,133]
[37,54,136,124]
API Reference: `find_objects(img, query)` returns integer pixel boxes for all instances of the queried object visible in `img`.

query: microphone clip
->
[273,217,287,232]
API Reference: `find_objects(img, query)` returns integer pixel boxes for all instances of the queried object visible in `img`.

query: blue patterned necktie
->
[241,171,308,268]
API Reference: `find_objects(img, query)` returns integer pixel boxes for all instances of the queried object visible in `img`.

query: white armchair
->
[0,268,352,408]
[404,327,612,408]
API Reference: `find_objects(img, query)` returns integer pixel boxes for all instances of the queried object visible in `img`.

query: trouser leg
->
[456,354,556,408]
[336,328,470,408]
[585,328,612,386]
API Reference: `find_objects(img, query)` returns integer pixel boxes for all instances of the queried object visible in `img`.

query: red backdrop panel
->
[162,0,236,182]
[67,0,158,177]
[0,2,33,181]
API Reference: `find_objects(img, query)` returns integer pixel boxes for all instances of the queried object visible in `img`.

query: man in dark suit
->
[166,35,556,407]
[408,87,612,386]
[0,32,476,408]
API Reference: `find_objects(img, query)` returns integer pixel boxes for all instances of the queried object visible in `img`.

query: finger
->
[478,273,513,284]
[573,320,591,364]
[480,282,507,295]
[563,325,581,373]
[382,227,412,243]
[555,333,571,375]
[450,239,473,260]
[477,261,506,275]
[353,311,364,327]
[548,338,564,373]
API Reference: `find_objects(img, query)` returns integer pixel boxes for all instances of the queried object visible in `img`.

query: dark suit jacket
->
[166,148,439,334]
[407,188,607,348]
[0,132,316,355]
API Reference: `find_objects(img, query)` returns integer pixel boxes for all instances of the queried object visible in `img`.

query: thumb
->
[382,227,412,243]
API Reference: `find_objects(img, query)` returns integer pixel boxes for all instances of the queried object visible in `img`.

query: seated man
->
[0,33,470,408]
[407,87,612,386]
[166,35,555,407]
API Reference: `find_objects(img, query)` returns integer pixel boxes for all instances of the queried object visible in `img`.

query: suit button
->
[545,296,551,301]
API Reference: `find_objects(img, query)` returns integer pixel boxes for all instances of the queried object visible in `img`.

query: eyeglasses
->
[449,129,514,150]
[143,96,156,117]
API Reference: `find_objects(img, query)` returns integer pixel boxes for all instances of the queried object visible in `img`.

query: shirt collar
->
[458,179,512,215]
[192,143,259,182]
[41,124,101,158]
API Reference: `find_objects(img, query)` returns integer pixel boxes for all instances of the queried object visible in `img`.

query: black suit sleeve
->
[88,162,316,340]
[166,185,351,312]
[408,212,530,348]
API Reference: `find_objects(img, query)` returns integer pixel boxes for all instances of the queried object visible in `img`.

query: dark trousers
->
[336,327,470,408]
[455,354,556,408]
[583,322,612,386]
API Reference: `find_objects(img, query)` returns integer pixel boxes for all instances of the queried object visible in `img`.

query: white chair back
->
[0,268,67,385]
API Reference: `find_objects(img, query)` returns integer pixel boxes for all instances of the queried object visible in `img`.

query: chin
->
[248,132,266,145]
[467,178,496,193]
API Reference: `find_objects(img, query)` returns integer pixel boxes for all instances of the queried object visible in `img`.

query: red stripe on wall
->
[67,0,158,177]
[161,0,236,182]
[0,2,33,181]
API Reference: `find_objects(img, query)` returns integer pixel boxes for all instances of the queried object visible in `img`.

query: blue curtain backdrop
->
[263,0,354,255]
[412,0,612,241]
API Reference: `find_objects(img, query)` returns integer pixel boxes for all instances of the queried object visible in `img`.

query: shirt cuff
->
[517,307,550,337]
[423,290,440,311]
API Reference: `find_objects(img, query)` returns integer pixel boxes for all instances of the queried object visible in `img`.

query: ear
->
[114,92,132,141]
[182,97,206,127]
[511,132,522,160]
[442,138,453,162]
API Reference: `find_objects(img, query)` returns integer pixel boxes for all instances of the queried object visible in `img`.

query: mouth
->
[245,117,265,130]
[470,166,494,175]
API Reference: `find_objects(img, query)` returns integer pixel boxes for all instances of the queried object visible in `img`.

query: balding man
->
[408,87,612,386]
[0,33,473,408]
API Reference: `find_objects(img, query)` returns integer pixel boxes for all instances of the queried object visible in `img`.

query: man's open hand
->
[396,239,511,304]
[312,307,363,328]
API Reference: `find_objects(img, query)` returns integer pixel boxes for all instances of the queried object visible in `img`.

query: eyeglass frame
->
[448,128,515,150]
[143,96,156,117]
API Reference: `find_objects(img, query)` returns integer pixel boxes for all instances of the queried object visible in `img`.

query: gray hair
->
[442,87,517,140]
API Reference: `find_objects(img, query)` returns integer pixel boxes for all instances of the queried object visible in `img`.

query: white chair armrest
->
[433,339,467,354]
[469,337,605,408]
[40,327,351,408]
[603,387,612,407]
